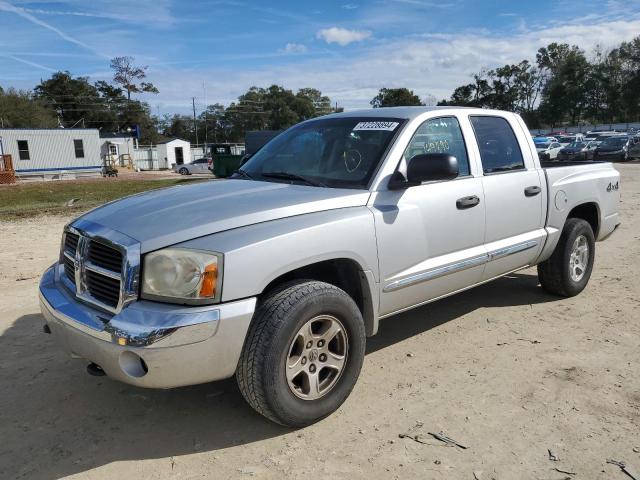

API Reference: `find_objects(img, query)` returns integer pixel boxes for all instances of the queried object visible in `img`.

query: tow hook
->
[43,324,51,334]
[87,363,106,377]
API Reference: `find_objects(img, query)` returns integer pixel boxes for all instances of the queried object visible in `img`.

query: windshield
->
[601,137,628,147]
[558,136,575,143]
[567,142,585,148]
[240,117,404,189]
[537,143,550,149]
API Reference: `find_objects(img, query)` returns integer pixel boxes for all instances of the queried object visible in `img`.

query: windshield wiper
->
[231,169,254,180]
[261,171,326,187]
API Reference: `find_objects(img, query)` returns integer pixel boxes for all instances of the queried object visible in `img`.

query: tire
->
[179,167,189,175]
[236,280,366,427]
[538,218,595,297]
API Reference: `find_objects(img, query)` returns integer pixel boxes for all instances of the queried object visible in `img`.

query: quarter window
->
[470,116,525,174]
[17,140,30,160]
[74,139,85,158]
[402,116,470,177]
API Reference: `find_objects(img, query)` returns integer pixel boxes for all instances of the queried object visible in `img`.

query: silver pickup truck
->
[39,107,620,426]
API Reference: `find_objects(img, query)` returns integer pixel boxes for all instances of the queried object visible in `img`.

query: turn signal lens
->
[199,263,218,298]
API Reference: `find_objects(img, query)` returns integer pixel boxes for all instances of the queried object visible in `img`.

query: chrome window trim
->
[383,240,538,293]
[61,218,141,314]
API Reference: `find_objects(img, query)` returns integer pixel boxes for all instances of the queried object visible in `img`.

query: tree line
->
[0,57,340,145]
[436,36,640,128]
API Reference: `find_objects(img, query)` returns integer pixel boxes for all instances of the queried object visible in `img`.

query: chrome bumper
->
[39,265,256,388]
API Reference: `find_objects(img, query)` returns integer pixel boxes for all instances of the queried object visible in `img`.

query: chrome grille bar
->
[59,220,140,314]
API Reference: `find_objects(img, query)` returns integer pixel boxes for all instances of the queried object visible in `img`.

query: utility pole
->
[203,82,209,148]
[192,97,199,146]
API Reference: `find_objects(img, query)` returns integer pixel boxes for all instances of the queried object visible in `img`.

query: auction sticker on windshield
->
[353,121,399,131]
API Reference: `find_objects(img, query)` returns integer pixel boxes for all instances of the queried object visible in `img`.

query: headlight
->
[142,248,222,304]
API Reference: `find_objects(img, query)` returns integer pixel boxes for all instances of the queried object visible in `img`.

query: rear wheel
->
[538,218,595,297]
[236,280,366,427]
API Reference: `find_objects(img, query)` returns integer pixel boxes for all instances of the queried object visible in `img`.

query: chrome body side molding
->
[383,239,538,293]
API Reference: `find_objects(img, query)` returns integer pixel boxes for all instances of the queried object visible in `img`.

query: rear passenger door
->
[469,115,545,280]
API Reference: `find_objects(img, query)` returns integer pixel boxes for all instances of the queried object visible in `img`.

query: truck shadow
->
[0,272,556,480]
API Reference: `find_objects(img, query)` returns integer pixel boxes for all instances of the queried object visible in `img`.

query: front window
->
[240,117,404,189]
[402,116,470,177]
[568,142,585,148]
[537,143,550,149]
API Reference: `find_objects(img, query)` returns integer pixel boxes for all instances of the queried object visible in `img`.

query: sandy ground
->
[0,164,639,480]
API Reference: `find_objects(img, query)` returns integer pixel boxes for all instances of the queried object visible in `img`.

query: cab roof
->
[324,106,515,121]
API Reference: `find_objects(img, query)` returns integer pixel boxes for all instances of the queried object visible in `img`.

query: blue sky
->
[1,0,640,114]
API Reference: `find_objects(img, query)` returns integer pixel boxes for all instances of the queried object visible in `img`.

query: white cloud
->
[341,3,358,9]
[316,27,372,46]
[281,43,308,54]
[131,15,640,113]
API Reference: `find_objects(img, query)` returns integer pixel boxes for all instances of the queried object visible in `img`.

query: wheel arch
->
[567,201,600,237]
[260,258,379,337]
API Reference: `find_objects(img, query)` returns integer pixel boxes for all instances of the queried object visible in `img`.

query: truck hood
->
[77,179,371,253]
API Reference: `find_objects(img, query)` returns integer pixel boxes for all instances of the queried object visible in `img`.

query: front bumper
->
[39,265,256,388]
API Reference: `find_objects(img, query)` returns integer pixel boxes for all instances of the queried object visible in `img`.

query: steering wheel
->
[343,149,362,173]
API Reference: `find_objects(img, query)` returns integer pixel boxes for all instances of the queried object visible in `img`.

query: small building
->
[99,131,137,166]
[158,138,191,170]
[0,128,101,180]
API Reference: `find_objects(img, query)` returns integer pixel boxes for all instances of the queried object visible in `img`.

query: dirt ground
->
[1,164,639,480]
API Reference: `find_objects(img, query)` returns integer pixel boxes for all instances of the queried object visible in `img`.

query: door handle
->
[456,195,480,209]
[524,186,542,197]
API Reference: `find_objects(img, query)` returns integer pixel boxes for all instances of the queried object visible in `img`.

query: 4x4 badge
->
[607,181,619,192]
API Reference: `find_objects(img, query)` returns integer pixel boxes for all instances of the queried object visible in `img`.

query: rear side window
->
[470,116,525,174]
[403,116,470,177]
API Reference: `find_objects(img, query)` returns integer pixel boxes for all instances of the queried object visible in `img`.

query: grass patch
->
[0,177,207,220]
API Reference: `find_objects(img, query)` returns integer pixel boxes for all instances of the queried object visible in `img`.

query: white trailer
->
[0,128,102,180]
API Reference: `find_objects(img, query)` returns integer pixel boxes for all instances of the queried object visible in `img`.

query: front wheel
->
[178,167,189,175]
[236,281,366,427]
[538,218,595,297]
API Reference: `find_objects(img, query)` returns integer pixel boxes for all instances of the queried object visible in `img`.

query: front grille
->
[60,229,128,312]
[86,270,120,308]
[88,240,123,272]
[65,232,79,255]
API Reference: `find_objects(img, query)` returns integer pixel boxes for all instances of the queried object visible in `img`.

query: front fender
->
[176,207,380,303]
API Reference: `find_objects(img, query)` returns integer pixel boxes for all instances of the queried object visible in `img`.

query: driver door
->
[371,115,486,317]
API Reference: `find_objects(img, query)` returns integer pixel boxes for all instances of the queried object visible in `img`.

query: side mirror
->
[389,153,459,189]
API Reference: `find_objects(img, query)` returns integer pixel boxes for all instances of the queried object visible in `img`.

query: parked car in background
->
[173,157,213,175]
[557,140,600,161]
[556,134,584,144]
[536,141,564,160]
[593,136,637,162]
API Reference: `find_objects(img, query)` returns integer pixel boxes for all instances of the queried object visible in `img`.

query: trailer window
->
[17,140,30,160]
[74,139,85,158]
